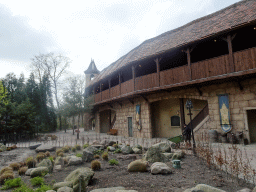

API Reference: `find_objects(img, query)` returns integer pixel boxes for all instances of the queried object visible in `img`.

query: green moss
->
[30,176,44,186]
[108,159,119,165]
[1,177,23,190]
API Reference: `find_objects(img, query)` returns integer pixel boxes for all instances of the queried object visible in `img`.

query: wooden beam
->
[185,48,192,80]
[195,86,202,96]
[179,98,185,132]
[119,72,121,96]
[140,95,149,103]
[128,98,134,105]
[100,82,102,101]
[223,34,236,73]
[108,78,111,96]
[154,58,161,87]
[116,101,122,108]
[132,66,136,91]
[235,77,243,91]
[107,103,113,109]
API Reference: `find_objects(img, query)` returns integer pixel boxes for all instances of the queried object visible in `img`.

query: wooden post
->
[154,58,161,87]
[119,72,121,96]
[108,79,111,97]
[227,34,235,72]
[185,48,192,81]
[132,66,135,91]
[100,83,102,101]
[179,98,185,132]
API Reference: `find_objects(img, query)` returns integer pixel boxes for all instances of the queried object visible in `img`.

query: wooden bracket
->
[235,78,243,91]
[116,101,122,108]
[140,95,149,103]
[128,98,134,105]
[195,86,202,96]
[107,103,113,109]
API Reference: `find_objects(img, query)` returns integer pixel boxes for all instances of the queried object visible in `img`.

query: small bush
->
[62,146,69,153]
[0,177,22,190]
[63,157,68,165]
[10,145,17,150]
[30,176,44,186]
[19,162,26,167]
[7,147,11,151]
[48,157,54,164]
[106,147,110,152]
[112,144,118,148]
[44,151,50,157]
[57,152,64,157]
[26,157,36,168]
[9,162,20,171]
[94,149,104,155]
[76,153,82,158]
[12,184,34,192]
[94,154,100,159]
[0,167,13,175]
[35,184,52,192]
[0,149,3,152]
[0,172,14,185]
[91,160,101,171]
[83,143,89,148]
[51,135,57,140]
[102,152,108,160]
[18,167,28,175]
[108,159,119,165]
[56,149,64,156]
[71,147,76,152]
[36,153,46,162]
[75,144,81,150]
[114,148,121,154]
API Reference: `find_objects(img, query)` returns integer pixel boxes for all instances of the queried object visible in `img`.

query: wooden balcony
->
[93,47,256,104]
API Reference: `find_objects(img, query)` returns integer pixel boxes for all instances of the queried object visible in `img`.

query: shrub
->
[75,144,81,150]
[44,151,50,157]
[51,135,57,140]
[35,184,52,192]
[71,147,76,152]
[94,154,100,159]
[91,160,101,171]
[57,152,64,157]
[107,147,110,152]
[76,153,82,158]
[108,159,119,165]
[7,147,11,151]
[102,152,109,160]
[83,143,89,148]
[36,153,46,162]
[19,162,26,167]
[10,145,17,150]
[18,167,28,175]
[9,162,20,171]
[62,146,69,153]
[26,157,36,168]
[48,157,54,164]
[112,144,118,148]
[114,148,121,154]
[30,176,44,186]
[94,149,104,155]
[56,149,64,156]
[12,184,34,192]
[0,172,14,185]
[0,167,13,175]
[0,177,22,190]
[0,149,3,152]
[63,157,69,165]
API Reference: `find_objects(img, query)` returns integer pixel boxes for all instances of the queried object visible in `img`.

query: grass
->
[0,177,23,190]
[108,159,119,165]
[30,176,44,186]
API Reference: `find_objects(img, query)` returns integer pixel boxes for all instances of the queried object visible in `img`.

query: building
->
[84,0,256,143]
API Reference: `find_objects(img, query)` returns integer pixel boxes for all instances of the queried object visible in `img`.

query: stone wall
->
[94,78,256,141]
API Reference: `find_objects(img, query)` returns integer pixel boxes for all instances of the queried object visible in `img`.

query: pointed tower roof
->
[84,59,100,74]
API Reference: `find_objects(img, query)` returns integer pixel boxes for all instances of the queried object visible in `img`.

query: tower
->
[84,59,100,88]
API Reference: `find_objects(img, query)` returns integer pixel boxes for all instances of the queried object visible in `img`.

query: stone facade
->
[94,78,256,141]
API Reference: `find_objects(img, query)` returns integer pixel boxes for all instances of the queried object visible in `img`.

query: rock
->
[46,190,56,192]
[100,139,116,147]
[184,188,204,192]
[143,145,168,163]
[68,156,82,166]
[107,146,116,152]
[53,181,73,191]
[55,157,64,166]
[128,159,148,172]
[36,145,56,152]
[92,140,100,145]
[85,146,98,154]
[37,159,53,172]
[30,167,49,177]
[54,165,62,171]
[57,186,74,192]
[152,142,171,153]
[237,189,251,192]
[132,147,142,154]
[64,168,94,192]
[116,190,138,192]
[184,184,226,192]
[150,162,172,175]
[121,146,133,154]
[0,143,6,152]
[171,151,184,160]
[29,143,42,150]
[253,186,256,192]
[133,144,142,150]
[162,153,173,159]
[91,145,105,150]
[25,168,36,176]
[82,149,94,162]
[90,186,125,192]
[117,154,136,161]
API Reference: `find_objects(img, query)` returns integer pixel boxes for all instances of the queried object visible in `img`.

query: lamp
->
[185,99,196,151]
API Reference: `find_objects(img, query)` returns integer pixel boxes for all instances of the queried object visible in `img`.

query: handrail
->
[187,104,209,130]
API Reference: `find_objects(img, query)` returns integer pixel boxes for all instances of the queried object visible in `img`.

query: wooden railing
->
[135,73,158,90]
[160,65,189,86]
[95,93,101,103]
[121,79,134,95]
[234,47,256,72]
[110,85,120,98]
[191,55,230,80]
[101,89,109,101]
[187,104,209,129]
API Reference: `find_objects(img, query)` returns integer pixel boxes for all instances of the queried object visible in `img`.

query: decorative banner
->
[218,94,232,133]
[136,104,142,131]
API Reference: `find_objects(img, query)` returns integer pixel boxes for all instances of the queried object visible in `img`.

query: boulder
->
[54,165,62,171]
[100,139,116,147]
[184,184,226,192]
[152,142,171,153]
[121,146,133,154]
[53,181,73,191]
[150,162,172,175]
[117,154,136,161]
[64,168,94,192]
[37,159,53,172]
[30,167,49,177]
[91,145,105,150]
[133,144,142,150]
[36,145,56,152]
[82,150,94,162]
[46,190,56,192]
[116,190,138,192]
[57,186,74,192]
[143,146,168,163]
[0,143,6,152]
[127,159,148,172]
[55,157,64,166]
[92,140,100,145]
[25,168,36,176]
[162,153,173,160]
[29,143,42,150]
[253,186,256,192]
[85,146,98,154]
[132,147,142,154]
[107,146,116,152]
[237,189,251,192]
[171,151,184,160]
[90,186,125,192]
[68,156,82,166]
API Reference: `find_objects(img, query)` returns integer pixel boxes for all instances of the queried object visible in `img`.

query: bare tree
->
[31,53,71,130]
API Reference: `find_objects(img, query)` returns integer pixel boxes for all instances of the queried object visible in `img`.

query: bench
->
[107,129,118,135]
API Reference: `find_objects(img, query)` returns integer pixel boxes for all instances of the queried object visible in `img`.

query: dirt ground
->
[0,147,255,192]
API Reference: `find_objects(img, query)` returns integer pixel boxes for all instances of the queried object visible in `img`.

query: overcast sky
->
[0,0,241,79]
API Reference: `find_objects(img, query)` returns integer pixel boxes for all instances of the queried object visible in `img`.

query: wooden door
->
[128,117,133,137]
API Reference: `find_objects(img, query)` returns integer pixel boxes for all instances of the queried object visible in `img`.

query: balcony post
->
[108,79,111,97]
[179,98,185,132]
[119,72,121,96]
[185,48,192,81]
[132,66,135,91]
[100,82,102,101]
[154,58,161,87]
[227,34,235,72]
